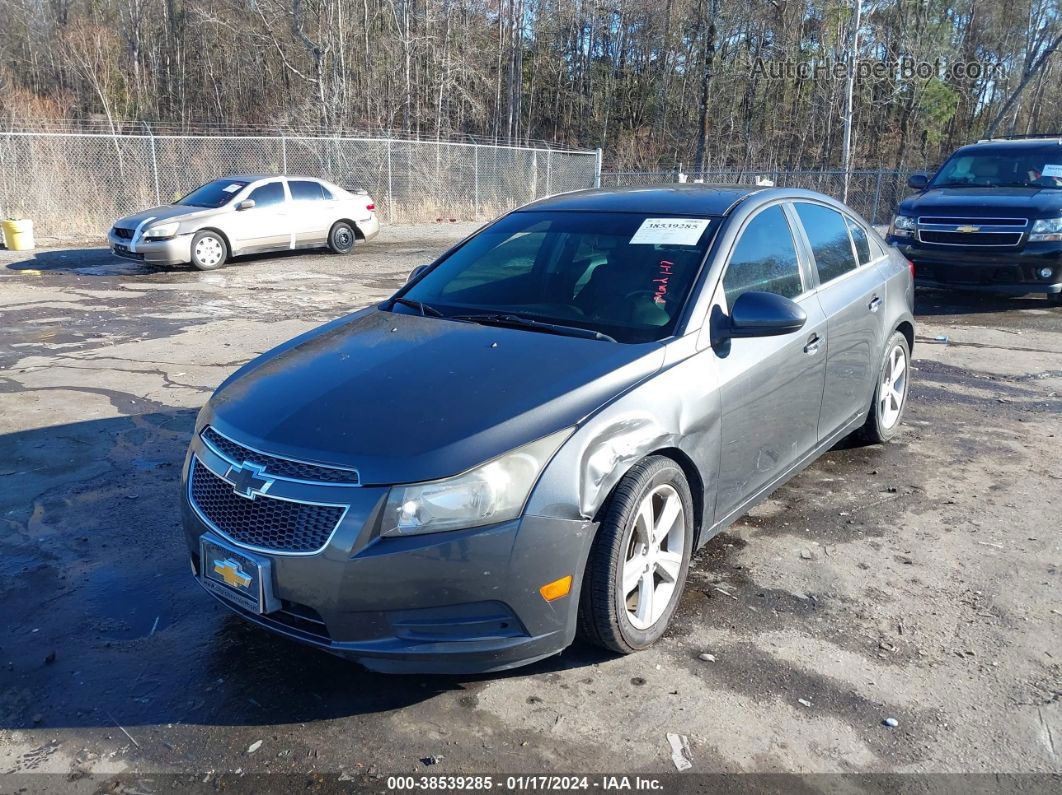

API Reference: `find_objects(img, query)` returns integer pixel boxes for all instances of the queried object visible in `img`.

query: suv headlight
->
[1030,217,1062,242]
[890,215,916,238]
[143,221,180,240]
[381,428,573,537]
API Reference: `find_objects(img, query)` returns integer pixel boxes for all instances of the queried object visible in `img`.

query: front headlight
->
[1030,217,1062,242]
[143,221,180,240]
[890,215,916,237]
[381,428,573,537]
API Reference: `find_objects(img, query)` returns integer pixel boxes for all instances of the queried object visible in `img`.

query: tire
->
[858,330,911,444]
[1046,293,1062,307]
[577,456,694,654]
[327,221,356,254]
[190,230,228,271]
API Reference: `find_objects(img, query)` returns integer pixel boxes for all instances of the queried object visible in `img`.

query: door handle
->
[868,296,883,312]
[803,334,821,355]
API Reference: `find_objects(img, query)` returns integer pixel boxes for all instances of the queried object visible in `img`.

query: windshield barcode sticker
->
[629,218,710,246]
[1041,164,1062,178]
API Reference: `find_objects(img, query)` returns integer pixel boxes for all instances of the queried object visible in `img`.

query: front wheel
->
[858,331,911,444]
[190,230,228,271]
[327,221,356,254]
[1046,293,1062,307]
[578,456,694,654]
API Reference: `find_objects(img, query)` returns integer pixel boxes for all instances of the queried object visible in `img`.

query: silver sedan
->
[108,175,380,270]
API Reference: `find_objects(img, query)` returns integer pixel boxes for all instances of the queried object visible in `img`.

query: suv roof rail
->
[976,133,1062,143]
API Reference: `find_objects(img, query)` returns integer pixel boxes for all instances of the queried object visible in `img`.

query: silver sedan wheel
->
[878,343,908,430]
[194,235,224,268]
[622,484,686,630]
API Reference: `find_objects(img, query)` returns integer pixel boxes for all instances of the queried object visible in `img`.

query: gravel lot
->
[0,226,1060,784]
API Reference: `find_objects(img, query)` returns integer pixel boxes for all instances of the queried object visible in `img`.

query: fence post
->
[386,138,394,212]
[144,122,161,206]
[545,149,552,196]
[594,147,603,188]
[281,135,287,172]
[871,168,884,224]
[473,145,480,214]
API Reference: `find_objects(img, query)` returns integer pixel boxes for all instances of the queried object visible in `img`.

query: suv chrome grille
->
[189,459,345,553]
[201,426,359,484]
[916,216,1027,247]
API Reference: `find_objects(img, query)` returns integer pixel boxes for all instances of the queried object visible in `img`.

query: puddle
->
[82,563,181,641]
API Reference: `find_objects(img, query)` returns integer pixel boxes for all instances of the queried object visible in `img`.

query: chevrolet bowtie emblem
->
[213,557,252,589]
[225,461,273,499]
[956,225,980,233]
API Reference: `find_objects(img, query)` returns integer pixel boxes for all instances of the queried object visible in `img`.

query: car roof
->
[521,184,768,216]
[224,174,331,183]
[958,139,1062,154]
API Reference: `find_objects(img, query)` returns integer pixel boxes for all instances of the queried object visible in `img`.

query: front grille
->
[918,217,1027,227]
[112,227,134,239]
[201,426,359,484]
[918,231,1023,246]
[189,459,345,552]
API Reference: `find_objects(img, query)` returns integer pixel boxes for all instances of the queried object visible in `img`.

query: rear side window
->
[795,203,858,284]
[722,205,803,306]
[846,217,873,264]
[248,181,285,208]
[289,180,326,201]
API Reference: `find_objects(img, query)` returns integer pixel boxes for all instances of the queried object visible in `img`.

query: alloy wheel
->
[878,344,908,430]
[622,484,686,630]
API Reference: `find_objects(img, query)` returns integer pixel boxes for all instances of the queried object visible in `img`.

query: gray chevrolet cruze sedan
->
[181,185,915,673]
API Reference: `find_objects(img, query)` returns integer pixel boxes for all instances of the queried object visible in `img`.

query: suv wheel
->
[328,221,356,254]
[578,456,694,653]
[190,230,228,270]
[859,330,911,443]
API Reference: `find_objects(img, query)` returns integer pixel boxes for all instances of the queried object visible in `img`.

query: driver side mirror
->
[907,173,929,191]
[406,264,430,283]
[728,291,807,338]
[236,199,256,211]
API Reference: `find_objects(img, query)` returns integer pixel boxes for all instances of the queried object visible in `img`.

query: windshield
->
[177,179,249,208]
[397,210,717,343]
[928,145,1062,189]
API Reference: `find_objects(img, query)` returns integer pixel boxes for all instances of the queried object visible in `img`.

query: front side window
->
[289,180,326,201]
[928,145,1062,189]
[795,203,858,284]
[400,211,718,343]
[248,181,285,209]
[721,205,803,306]
[176,179,249,208]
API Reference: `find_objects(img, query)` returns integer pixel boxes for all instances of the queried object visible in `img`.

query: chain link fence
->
[600,169,917,226]
[0,132,601,241]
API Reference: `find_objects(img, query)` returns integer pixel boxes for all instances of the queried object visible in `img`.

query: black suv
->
[886,136,1062,306]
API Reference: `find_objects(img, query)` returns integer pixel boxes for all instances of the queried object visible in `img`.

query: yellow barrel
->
[2,218,34,250]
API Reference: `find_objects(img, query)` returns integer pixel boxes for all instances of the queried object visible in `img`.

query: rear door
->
[792,202,887,438]
[288,179,334,246]
[711,203,829,521]
[227,179,289,251]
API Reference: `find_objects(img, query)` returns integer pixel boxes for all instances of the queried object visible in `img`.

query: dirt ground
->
[0,225,1059,786]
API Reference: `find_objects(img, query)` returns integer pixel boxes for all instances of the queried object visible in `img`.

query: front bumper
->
[108,231,192,265]
[889,236,1062,295]
[180,430,594,674]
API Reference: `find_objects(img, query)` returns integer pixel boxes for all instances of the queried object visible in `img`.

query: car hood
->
[898,186,1062,218]
[115,204,216,228]
[203,309,665,485]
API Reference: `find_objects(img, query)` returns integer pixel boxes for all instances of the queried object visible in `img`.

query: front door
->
[711,203,829,521]
[228,180,290,252]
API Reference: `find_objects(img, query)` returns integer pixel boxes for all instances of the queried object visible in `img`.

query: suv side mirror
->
[407,264,430,283]
[236,199,256,210]
[907,173,929,191]
[729,291,807,338]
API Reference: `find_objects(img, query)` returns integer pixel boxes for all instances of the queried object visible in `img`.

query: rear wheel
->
[327,221,356,254]
[859,331,911,444]
[190,230,228,270]
[578,456,694,654]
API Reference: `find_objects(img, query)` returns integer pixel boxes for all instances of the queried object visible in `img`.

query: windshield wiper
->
[389,297,444,317]
[449,312,617,342]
